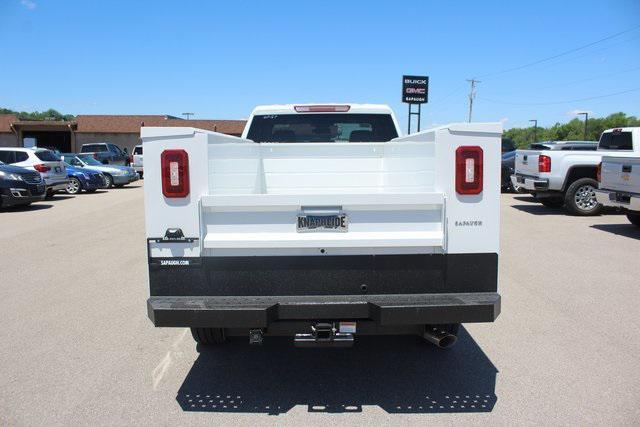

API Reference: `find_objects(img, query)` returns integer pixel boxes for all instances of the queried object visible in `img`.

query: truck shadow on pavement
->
[591,223,640,240]
[176,327,498,415]
[510,204,566,216]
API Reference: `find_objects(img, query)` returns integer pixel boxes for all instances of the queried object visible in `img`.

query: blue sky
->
[1,0,639,131]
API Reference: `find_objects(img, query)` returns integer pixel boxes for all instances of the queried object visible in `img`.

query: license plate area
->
[612,192,631,204]
[297,207,348,233]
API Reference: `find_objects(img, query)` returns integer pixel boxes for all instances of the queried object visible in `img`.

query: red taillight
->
[33,164,50,172]
[538,155,551,173]
[455,146,483,195]
[161,149,189,198]
[294,105,351,113]
[596,161,602,182]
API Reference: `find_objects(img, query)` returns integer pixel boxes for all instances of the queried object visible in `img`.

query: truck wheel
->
[564,178,602,216]
[627,213,640,227]
[190,327,226,345]
[538,197,564,208]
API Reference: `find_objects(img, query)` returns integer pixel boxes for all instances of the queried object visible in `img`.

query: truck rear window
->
[81,144,108,152]
[529,144,551,150]
[246,114,398,143]
[599,132,633,150]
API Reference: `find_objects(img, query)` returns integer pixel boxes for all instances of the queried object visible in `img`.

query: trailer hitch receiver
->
[294,322,354,348]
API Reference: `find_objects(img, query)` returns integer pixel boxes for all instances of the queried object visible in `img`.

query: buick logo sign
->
[402,75,429,104]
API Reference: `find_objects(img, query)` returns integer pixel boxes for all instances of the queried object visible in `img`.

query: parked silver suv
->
[0,147,68,198]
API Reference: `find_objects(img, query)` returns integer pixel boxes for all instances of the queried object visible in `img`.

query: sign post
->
[402,75,429,134]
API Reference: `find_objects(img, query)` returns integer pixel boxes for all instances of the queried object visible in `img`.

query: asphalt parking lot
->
[1,184,639,425]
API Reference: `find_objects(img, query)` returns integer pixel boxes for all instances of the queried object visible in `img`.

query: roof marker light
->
[294,105,351,113]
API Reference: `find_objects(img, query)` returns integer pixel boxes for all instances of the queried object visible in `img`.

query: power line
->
[474,25,640,79]
[531,65,640,90]
[478,87,640,106]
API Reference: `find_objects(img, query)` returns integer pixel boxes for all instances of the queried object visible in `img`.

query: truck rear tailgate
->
[515,150,541,176]
[601,156,640,193]
[201,192,444,254]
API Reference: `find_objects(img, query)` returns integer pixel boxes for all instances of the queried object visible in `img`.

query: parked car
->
[131,144,143,178]
[0,147,68,198]
[79,143,128,165]
[510,140,614,216]
[143,103,502,348]
[594,127,640,227]
[60,153,139,188]
[502,137,515,153]
[500,138,517,192]
[501,150,517,192]
[0,161,46,208]
[61,161,108,194]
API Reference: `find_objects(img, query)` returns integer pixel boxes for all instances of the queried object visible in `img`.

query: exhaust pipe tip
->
[436,333,457,349]
[422,326,458,349]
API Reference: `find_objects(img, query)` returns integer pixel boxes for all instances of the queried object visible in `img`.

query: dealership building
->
[0,114,246,154]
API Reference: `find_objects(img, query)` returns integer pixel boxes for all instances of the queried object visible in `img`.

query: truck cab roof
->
[249,103,395,116]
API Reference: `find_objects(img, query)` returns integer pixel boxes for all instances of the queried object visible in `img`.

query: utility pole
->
[577,112,589,140]
[466,79,480,122]
[529,119,538,143]
[182,112,194,120]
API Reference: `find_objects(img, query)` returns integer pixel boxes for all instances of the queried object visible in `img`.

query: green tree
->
[504,112,640,148]
[0,107,75,121]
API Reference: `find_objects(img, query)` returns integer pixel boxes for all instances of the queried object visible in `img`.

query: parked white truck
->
[142,104,502,349]
[511,129,639,215]
[595,127,640,227]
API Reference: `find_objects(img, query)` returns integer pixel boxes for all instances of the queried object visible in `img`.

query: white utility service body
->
[142,104,502,347]
[595,127,640,225]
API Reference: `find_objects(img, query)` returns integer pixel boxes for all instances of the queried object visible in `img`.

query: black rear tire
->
[564,178,603,216]
[191,328,226,345]
[627,212,640,227]
[103,174,113,188]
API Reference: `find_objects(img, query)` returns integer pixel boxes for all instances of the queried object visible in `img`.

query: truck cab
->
[142,104,502,348]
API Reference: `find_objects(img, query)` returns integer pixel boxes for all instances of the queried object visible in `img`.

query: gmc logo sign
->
[402,75,429,104]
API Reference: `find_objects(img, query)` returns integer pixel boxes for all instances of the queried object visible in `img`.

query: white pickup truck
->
[142,104,502,349]
[595,127,640,227]
[511,140,616,215]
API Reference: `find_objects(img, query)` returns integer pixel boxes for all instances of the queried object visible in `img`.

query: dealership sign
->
[402,75,429,104]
